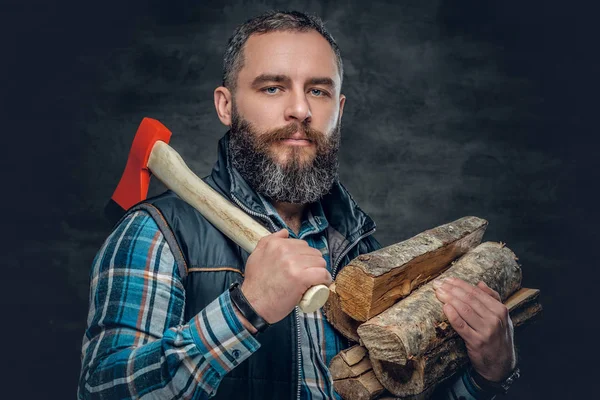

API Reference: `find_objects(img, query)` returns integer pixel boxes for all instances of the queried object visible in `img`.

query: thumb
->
[272,228,289,238]
[256,228,289,250]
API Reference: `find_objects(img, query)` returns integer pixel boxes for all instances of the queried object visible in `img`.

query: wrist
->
[467,365,520,395]
[478,358,518,383]
[228,282,270,335]
[232,304,259,335]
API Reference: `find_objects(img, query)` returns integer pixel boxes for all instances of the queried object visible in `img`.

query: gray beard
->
[228,113,341,204]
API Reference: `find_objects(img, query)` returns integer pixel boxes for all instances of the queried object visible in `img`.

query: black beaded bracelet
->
[229,282,270,334]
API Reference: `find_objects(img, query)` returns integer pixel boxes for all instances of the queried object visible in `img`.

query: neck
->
[272,200,307,236]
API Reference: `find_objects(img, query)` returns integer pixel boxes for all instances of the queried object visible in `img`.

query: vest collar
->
[210,132,376,244]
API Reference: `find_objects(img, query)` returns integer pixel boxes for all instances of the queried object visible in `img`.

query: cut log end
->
[323,283,362,342]
[333,371,386,400]
[336,268,376,322]
[330,345,386,400]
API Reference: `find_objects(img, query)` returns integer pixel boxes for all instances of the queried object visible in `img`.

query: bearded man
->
[79,10,519,400]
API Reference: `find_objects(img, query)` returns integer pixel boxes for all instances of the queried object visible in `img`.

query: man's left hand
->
[433,277,516,382]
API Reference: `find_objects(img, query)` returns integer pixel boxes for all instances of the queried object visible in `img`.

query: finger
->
[302,266,333,286]
[447,279,509,332]
[442,303,482,346]
[277,237,312,248]
[272,228,289,238]
[257,229,289,249]
[434,280,489,320]
[267,236,312,254]
[435,290,487,332]
[477,281,501,302]
[282,243,324,258]
[444,278,505,316]
[283,252,328,274]
[298,254,328,269]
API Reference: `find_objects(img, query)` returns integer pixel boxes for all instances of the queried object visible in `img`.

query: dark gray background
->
[1,0,596,398]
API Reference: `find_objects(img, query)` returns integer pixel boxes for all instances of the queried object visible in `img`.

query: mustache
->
[253,122,330,152]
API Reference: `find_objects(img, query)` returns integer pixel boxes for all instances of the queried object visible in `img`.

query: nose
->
[284,90,312,124]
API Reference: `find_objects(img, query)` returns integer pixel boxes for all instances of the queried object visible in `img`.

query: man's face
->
[222,30,346,203]
[231,30,344,166]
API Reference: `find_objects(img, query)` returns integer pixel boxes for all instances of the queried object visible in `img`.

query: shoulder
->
[104,209,163,259]
[94,209,182,281]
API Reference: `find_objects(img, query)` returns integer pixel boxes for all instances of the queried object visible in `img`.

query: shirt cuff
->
[447,369,496,400]
[189,290,261,377]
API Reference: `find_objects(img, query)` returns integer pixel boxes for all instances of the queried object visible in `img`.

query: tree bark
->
[357,242,522,365]
[323,283,361,342]
[369,288,541,398]
[336,216,488,322]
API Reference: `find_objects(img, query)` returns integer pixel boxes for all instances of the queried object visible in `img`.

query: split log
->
[336,216,488,322]
[369,288,541,399]
[505,287,543,326]
[330,345,371,379]
[323,283,361,342]
[330,345,386,400]
[333,371,386,400]
[357,242,522,365]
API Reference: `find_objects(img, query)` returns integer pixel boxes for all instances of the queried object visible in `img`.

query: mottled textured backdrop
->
[2,0,595,398]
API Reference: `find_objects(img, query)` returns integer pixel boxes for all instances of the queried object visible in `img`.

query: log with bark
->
[335,216,488,322]
[357,242,522,365]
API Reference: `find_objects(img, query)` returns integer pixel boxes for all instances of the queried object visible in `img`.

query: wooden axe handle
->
[148,141,330,314]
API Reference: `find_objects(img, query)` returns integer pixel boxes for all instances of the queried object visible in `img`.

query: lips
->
[279,132,312,142]
[279,137,312,142]
[279,138,314,146]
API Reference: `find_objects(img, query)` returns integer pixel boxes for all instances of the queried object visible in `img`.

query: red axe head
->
[105,117,172,222]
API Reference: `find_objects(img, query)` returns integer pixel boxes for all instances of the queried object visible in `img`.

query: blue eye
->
[311,89,323,96]
[264,87,279,94]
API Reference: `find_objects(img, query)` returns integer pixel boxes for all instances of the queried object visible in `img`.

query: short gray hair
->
[222,10,344,91]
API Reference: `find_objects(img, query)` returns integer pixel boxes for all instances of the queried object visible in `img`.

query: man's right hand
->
[240,229,332,324]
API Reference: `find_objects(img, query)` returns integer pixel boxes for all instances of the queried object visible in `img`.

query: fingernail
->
[432,279,444,289]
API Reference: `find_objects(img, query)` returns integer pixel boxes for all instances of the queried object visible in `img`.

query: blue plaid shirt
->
[79,200,491,399]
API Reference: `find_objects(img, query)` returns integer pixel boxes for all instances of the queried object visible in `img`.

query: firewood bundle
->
[325,217,542,400]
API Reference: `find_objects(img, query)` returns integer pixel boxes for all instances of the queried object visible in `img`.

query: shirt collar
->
[257,193,329,239]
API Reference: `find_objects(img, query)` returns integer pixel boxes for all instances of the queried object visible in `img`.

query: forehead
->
[238,30,340,87]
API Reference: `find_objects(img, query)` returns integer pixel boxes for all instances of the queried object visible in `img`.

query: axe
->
[107,117,329,314]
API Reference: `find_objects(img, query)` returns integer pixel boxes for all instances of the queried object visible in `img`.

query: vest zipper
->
[295,307,302,400]
[331,227,376,279]
[230,193,279,233]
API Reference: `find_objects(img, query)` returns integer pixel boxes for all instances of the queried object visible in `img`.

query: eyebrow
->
[250,74,336,89]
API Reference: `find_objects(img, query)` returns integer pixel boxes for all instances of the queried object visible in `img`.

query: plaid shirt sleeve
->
[78,210,261,399]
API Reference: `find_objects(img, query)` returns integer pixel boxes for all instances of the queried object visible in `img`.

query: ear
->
[214,86,233,126]
[338,93,346,122]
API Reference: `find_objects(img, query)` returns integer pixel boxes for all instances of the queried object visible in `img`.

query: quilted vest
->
[126,133,380,399]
